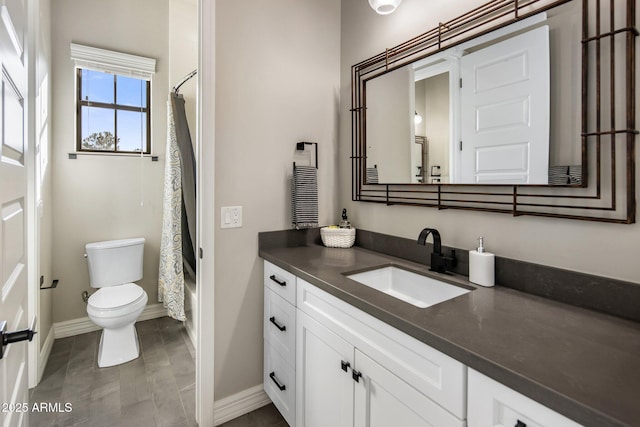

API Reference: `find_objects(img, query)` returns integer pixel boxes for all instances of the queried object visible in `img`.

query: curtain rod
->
[172,69,197,94]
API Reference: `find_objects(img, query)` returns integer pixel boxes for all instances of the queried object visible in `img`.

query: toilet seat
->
[88,283,145,310]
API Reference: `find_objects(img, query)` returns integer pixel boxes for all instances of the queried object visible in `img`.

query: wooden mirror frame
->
[351,0,637,223]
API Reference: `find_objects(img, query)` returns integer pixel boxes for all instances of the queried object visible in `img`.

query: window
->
[76,69,151,154]
[70,43,156,155]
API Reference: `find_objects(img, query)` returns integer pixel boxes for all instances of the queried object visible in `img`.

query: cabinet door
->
[354,350,465,427]
[296,311,354,427]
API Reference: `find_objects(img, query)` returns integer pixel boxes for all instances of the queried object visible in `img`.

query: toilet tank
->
[86,238,145,288]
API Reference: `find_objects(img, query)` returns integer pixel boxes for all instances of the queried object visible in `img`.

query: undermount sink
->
[346,265,470,308]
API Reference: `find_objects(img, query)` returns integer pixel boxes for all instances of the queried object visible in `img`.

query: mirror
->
[352,0,636,223]
[365,1,581,185]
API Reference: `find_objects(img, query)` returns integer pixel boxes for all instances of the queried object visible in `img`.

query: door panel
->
[2,200,25,301]
[473,50,530,92]
[475,96,530,132]
[0,1,29,426]
[474,142,530,184]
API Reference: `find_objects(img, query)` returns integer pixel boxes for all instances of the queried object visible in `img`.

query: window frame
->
[75,68,152,155]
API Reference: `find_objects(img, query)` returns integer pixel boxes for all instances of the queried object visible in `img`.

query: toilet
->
[85,237,148,368]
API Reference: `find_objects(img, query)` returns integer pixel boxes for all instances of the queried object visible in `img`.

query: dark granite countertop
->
[259,242,640,427]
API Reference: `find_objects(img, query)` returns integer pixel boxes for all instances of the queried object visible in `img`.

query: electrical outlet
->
[221,206,243,229]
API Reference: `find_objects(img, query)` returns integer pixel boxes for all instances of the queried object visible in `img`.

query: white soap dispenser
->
[469,237,495,287]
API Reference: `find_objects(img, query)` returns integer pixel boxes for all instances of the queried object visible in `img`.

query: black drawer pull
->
[269,316,286,332]
[269,275,286,287]
[269,372,286,391]
[341,360,351,372]
[352,370,362,383]
[515,421,526,427]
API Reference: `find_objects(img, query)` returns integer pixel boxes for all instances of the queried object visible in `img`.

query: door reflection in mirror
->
[365,3,582,185]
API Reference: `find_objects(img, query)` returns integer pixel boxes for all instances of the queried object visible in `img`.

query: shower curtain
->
[158,93,197,321]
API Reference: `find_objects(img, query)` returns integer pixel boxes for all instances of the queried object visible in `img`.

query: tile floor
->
[29,317,196,427]
[218,404,286,427]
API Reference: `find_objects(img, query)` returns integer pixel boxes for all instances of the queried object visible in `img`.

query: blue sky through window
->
[118,110,147,151]
[117,75,147,107]
[80,69,148,152]
[81,69,113,103]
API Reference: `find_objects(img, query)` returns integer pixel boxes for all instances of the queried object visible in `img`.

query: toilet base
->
[97,323,141,368]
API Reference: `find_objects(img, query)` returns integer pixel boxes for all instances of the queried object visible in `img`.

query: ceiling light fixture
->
[369,0,402,15]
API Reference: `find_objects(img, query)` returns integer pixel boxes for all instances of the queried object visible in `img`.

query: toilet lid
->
[88,283,145,309]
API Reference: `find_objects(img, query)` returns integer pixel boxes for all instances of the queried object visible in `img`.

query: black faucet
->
[417,228,456,273]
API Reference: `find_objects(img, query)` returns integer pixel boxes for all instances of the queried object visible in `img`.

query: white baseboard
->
[138,303,169,322]
[37,326,55,384]
[53,303,168,339]
[213,384,271,426]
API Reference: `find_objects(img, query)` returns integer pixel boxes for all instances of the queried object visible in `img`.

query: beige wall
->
[169,0,198,133]
[36,0,53,350]
[340,0,640,284]
[51,0,170,322]
[423,72,450,182]
[214,0,341,399]
[548,1,581,166]
[367,67,412,182]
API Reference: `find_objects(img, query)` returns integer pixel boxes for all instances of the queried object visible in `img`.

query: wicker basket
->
[320,227,356,248]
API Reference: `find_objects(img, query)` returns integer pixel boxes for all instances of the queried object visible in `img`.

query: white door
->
[0,0,30,426]
[296,311,354,427]
[460,25,550,184]
[353,350,464,427]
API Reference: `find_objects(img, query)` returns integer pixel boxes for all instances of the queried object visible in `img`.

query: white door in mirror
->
[460,25,550,184]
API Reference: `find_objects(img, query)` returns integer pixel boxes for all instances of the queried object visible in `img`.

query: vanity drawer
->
[264,344,295,426]
[264,288,296,367]
[468,369,582,427]
[264,260,296,305]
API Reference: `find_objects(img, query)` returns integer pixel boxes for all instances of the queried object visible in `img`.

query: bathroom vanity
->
[259,230,640,427]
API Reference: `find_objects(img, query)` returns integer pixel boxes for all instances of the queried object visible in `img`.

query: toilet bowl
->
[87,283,148,367]
[85,238,148,368]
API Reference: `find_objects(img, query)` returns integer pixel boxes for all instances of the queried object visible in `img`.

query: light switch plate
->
[221,206,243,229]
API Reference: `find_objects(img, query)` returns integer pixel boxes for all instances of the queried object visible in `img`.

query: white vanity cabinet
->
[263,259,583,427]
[295,277,466,427]
[467,369,583,427]
[264,261,297,426]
